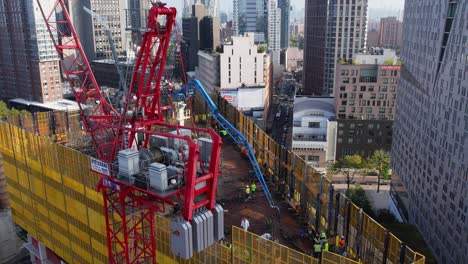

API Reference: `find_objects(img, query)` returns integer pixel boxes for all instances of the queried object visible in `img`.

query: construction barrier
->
[212,94,426,264]
[231,226,318,264]
[0,95,426,264]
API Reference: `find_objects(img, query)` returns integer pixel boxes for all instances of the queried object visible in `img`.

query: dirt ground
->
[216,141,314,254]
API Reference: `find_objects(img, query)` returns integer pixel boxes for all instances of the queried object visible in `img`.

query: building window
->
[308,122,320,128]
[308,156,320,162]
[378,93,385,99]
[367,138,373,144]
[379,70,386,76]
[348,138,354,144]
[338,137,343,143]
[390,86,396,92]
[360,86,366,91]
[383,78,388,84]
[366,107,372,113]
[380,86,388,92]
[339,107,346,112]
[340,86,346,91]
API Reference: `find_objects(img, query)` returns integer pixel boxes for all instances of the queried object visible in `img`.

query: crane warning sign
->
[90,158,111,176]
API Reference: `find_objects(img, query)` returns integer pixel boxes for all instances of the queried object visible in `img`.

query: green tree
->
[9,108,20,116]
[384,58,394,65]
[0,101,9,119]
[289,35,298,47]
[257,45,266,53]
[366,150,391,193]
[328,154,363,190]
[346,184,374,216]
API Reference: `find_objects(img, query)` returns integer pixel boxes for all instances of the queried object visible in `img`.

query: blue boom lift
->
[174,80,279,210]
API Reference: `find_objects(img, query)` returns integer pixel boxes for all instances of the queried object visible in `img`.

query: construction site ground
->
[216,139,314,255]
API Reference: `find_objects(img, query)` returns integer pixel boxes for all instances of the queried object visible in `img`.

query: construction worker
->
[337,235,346,255]
[245,185,251,200]
[320,231,329,251]
[241,217,250,231]
[250,181,257,197]
[313,234,322,258]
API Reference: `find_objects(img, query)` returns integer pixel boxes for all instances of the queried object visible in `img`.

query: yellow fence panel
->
[322,251,360,264]
[387,233,402,264]
[36,112,51,136]
[360,212,386,263]
[232,226,318,264]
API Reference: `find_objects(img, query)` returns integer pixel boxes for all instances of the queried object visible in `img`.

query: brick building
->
[334,50,400,158]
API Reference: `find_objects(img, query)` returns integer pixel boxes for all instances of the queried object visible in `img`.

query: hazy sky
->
[171,0,406,15]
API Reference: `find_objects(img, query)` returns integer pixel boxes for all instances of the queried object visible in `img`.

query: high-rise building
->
[67,0,127,61]
[0,0,63,103]
[303,0,368,96]
[125,0,151,46]
[233,0,266,37]
[378,17,403,49]
[181,3,220,73]
[367,29,379,48]
[278,0,290,49]
[200,16,221,51]
[391,1,467,263]
[267,0,281,57]
[335,49,400,158]
[201,0,219,17]
[220,34,265,90]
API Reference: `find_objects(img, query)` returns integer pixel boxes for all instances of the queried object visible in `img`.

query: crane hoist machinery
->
[36,0,223,262]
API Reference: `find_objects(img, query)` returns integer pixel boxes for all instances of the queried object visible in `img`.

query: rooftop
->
[9,98,80,112]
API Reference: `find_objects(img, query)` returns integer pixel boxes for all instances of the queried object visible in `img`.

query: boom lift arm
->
[175,80,279,210]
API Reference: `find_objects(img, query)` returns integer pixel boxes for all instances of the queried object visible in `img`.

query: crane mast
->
[36,1,223,263]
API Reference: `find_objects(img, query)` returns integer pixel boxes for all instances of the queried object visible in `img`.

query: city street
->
[267,75,296,149]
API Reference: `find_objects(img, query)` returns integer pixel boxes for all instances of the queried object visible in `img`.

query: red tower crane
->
[36,1,222,263]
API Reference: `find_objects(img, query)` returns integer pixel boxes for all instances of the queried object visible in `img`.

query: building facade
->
[233,0,266,37]
[391,0,467,263]
[200,16,221,51]
[182,3,219,72]
[201,0,219,17]
[285,47,303,71]
[303,0,368,96]
[378,17,403,49]
[196,51,220,93]
[0,0,63,103]
[367,29,379,48]
[219,34,265,90]
[334,50,399,158]
[68,0,127,61]
[278,0,290,49]
[125,0,151,46]
[292,97,337,168]
[267,0,282,58]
